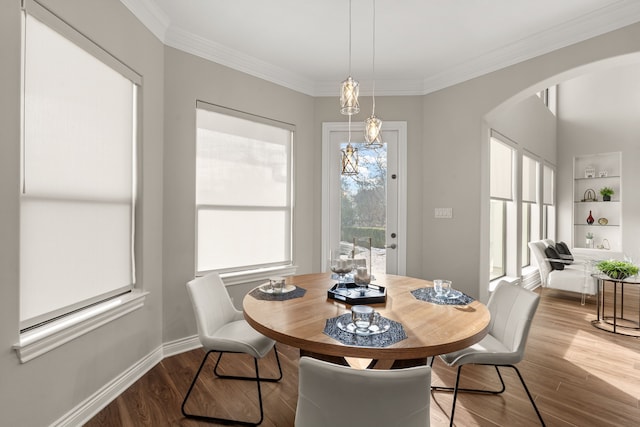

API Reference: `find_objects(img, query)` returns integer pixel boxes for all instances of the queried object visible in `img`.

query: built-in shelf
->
[574,175,620,181]
[573,152,622,251]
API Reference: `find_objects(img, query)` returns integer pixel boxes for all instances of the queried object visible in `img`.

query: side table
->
[591,273,640,337]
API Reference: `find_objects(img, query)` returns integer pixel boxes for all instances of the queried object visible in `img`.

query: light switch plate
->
[434,208,453,219]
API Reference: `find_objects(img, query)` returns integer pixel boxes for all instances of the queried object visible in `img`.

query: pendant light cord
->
[371,0,376,115]
[348,0,352,77]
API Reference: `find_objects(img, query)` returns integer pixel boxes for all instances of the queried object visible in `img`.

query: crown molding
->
[121,0,640,97]
[165,26,317,96]
[419,0,640,95]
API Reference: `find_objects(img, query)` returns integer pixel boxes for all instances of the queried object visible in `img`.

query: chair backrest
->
[295,357,431,427]
[186,273,242,343]
[528,240,551,285]
[487,281,540,362]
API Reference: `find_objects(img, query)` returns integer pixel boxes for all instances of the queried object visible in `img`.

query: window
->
[543,164,556,239]
[19,2,140,332]
[536,86,557,115]
[490,200,506,280]
[521,154,539,267]
[195,103,294,274]
[489,136,514,281]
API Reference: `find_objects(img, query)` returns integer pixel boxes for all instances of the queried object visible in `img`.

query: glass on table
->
[351,305,375,335]
[269,277,285,294]
[433,279,452,298]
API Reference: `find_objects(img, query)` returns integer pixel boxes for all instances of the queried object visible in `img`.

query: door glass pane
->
[340,143,387,275]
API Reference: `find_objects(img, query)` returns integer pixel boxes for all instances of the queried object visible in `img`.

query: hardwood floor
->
[85,288,640,426]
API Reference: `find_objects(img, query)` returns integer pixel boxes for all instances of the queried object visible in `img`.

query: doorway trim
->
[321,121,407,275]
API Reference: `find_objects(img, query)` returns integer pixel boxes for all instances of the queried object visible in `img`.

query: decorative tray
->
[327,283,387,304]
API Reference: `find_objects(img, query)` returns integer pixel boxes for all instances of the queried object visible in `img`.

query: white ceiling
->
[121,0,640,96]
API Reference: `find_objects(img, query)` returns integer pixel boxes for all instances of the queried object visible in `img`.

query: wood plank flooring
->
[85,288,640,426]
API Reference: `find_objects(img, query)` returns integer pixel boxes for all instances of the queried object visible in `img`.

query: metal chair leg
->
[182,346,283,426]
[431,362,506,395]
[431,362,544,427]
[509,365,546,427]
[214,344,283,382]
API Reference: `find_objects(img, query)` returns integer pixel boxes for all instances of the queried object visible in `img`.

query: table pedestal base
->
[300,349,428,370]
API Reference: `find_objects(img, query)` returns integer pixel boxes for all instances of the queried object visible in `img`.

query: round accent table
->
[592,273,640,337]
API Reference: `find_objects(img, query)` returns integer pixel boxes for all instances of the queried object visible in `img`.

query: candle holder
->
[329,248,354,294]
[352,236,372,279]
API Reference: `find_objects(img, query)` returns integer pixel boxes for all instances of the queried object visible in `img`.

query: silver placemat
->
[249,286,306,301]
[411,287,474,305]
[324,313,407,347]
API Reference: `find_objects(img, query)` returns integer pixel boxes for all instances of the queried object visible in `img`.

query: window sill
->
[13,290,148,363]
[219,265,298,287]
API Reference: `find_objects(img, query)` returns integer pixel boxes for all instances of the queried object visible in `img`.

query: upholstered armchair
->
[528,240,594,304]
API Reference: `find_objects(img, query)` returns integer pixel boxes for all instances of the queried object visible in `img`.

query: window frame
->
[15,0,145,362]
[194,101,295,276]
[489,134,515,281]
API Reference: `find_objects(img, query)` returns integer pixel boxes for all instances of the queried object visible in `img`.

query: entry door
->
[321,121,406,275]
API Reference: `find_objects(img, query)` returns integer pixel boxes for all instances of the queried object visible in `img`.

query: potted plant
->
[600,187,614,201]
[596,260,639,280]
[585,232,594,248]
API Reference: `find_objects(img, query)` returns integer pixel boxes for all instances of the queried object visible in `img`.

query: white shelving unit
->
[573,152,622,252]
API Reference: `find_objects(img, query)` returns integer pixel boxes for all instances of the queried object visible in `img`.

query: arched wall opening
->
[478,52,640,303]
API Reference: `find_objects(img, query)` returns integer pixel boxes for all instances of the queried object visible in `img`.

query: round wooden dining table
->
[243,272,490,369]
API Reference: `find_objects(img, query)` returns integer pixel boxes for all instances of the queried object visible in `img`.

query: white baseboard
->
[51,335,201,427]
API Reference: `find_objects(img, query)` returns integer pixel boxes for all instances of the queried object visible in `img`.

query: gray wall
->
[0,0,165,426]
[419,25,640,303]
[489,95,557,164]
[3,0,640,424]
[557,63,640,258]
[162,47,316,342]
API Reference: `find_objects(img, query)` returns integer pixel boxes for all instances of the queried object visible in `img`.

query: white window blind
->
[522,155,538,203]
[543,164,554,205]
[196,103,294,274]
[20,6,138,329]
[490,137,514,201]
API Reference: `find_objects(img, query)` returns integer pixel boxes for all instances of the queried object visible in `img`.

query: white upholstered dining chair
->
[295,356,431,427]
[431,281,544,427]
[181,273,282,426]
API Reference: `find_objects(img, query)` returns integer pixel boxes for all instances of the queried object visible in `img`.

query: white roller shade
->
[522,155,538,203]
[543,164,554,205]
[490,137,513,201]
[196,106,293,273]
[20,12,136,328]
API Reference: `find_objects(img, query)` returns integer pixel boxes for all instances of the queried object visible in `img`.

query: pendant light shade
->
[341,114,358,175]
[341,142,358,175]
[340,76,360,115]
[364,114,382,146]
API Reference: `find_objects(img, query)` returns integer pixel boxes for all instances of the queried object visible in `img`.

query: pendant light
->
[341,115,358,175]
[340,0,360,116]
[364,0,382,147]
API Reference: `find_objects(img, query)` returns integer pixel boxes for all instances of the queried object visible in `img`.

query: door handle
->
[385,244,397,249]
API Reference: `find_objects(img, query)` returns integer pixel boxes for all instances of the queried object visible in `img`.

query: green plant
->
[599,187,614,197]
[596,260,639,280]
[586,232,594,239]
